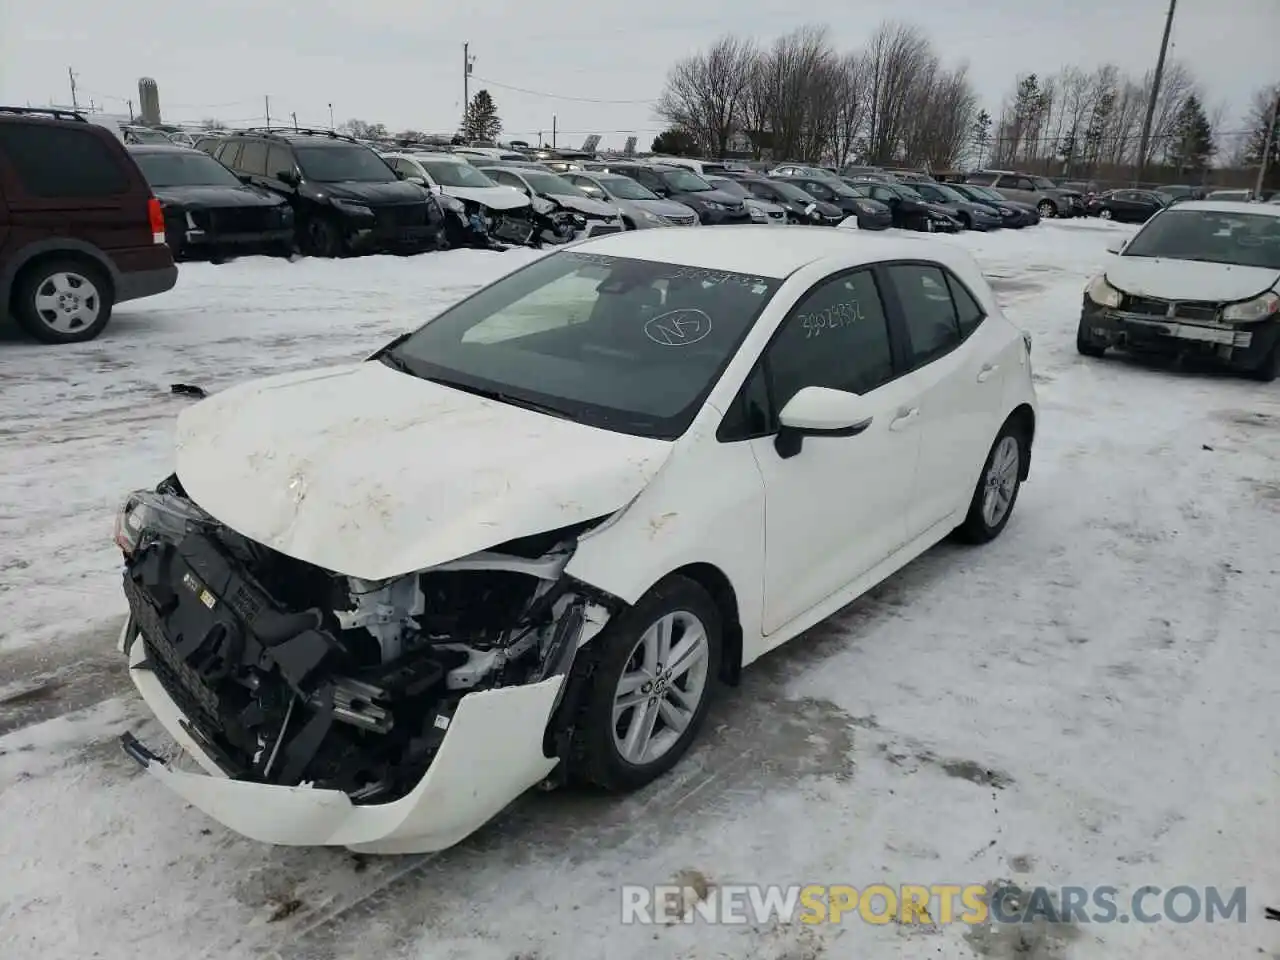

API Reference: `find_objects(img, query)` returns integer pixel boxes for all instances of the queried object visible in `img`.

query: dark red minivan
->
[0,107,178,343]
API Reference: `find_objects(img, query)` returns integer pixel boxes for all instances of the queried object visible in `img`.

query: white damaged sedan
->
[114,226,1038,854]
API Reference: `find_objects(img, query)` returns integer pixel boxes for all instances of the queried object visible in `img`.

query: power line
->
[469,75,656,105]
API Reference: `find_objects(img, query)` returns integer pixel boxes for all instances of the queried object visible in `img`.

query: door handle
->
[889,407,919,431]
[977,363,999,383]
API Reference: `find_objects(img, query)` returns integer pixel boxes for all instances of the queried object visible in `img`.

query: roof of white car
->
[1171,200,1280,218]
[573,225,978,279]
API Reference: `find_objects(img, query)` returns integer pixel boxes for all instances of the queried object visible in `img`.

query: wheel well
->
[672,562,742,686]
[1006,403,1035,480]
[8,251,115,315]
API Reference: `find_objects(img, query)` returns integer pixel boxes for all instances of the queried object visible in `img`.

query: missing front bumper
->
[1080,301,1280,370]
[120,618,564,853]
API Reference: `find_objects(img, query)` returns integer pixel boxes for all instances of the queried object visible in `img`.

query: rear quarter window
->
[0,123,131,198]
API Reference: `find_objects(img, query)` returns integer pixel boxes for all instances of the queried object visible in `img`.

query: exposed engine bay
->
[438,194,580,249]
[116,474,615,805]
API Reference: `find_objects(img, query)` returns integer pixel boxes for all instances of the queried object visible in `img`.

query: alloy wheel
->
[982,435,1020,527]
[611,610,711,766]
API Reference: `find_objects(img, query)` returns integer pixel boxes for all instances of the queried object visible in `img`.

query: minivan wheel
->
[565,575,722,792]
[1098,208,1114,220]
[13,260,113,344]
[1037,200,1057,218]
[304,216,344,257]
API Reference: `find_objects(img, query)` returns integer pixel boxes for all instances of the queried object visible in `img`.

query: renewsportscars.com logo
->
[620,883,1248,926]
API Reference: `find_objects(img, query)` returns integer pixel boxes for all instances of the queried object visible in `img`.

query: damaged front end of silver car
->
[114,473,618,806]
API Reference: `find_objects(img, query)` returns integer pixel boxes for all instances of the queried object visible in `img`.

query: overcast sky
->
[1,0,1274,149]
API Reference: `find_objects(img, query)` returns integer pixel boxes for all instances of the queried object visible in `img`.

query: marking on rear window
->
[644,309,713,346]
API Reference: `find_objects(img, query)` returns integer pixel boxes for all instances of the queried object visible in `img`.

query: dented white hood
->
[1106,256,1279,303]
[173,361,673,580]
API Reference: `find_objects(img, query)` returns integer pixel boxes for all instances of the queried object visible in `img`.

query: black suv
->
[212,128,445,257]
[0,107,177,343]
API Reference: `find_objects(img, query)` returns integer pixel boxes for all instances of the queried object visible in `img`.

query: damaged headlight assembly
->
[114,478,620,806]
[1085,274,1122,308]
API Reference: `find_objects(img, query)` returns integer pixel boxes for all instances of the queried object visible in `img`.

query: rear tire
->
[12,259,114,344]
[956,423,1025,544]
[1099,208,1114,221]
[564,576,722,792]
[1038,200,1057,218]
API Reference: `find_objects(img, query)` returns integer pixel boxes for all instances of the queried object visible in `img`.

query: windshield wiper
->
[376,351,417,375]
[423,377,570,420]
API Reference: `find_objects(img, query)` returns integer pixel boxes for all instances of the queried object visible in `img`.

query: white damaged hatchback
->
[115,226,1038,853]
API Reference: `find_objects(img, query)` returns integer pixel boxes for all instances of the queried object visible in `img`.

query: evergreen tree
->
[461,90,502,143]
[651,127,697,155]
[1167,95,1214,173]
[970,110,992,166]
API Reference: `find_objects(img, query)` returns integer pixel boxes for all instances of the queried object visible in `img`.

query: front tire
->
[1250,343,1280,382]
[303,215,344,257]
[1098,208,1114,221]
[1038,200,1057,218]
[13,259,114,344]
[956,424,1025,544]
[1077,319,1107,357]
[565,576,722,792]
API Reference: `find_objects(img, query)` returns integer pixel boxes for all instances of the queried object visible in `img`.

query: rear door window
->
[216,140,242,167]
[265,145,294,180]
[0,123,130,198]
[238,141,269,176]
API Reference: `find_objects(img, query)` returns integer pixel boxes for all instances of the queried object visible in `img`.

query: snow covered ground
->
[2,222,1279,960]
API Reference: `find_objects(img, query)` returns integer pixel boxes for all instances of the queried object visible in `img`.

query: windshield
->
[895,184,924,200]
[1031,177,1057,190]
[295,145,397,183]
[524,171,589,197]
[659,168,713,193]
[707,178,750,199]
[770,181,818,202]
[128,128,173,144]
[969,185,1005,201]
[381,252,781,438]
[599,176,658,200]
[919,183,967,204]
[420,160,496,188]
[136,152,241,188]
[1122,209,1280,270]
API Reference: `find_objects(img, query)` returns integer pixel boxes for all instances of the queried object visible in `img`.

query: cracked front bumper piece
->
[119,618,563,854]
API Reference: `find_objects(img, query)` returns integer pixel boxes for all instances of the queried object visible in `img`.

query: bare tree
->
[1141,61,1195,165]
[654,34,756,157]
[862,21,933,165]
[830,53,870,166]
[750,25,842,162]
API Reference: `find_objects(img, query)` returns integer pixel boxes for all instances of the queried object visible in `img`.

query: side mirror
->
[277,169,299,186]
[775,387,874,459]
[406,176,426,187]
[1105,238,1127,255]
[652,186,669,197]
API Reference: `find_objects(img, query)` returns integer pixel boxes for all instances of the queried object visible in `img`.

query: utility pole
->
[328,103,334,130]
[1255,90,1280,199]
[1135,0,1177,183]
[265,95,271,128]
[68,67,79,110]
[291,111,298,131]
[462,42,475,132]
[552,115,557,149]
[127,98,134,122]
